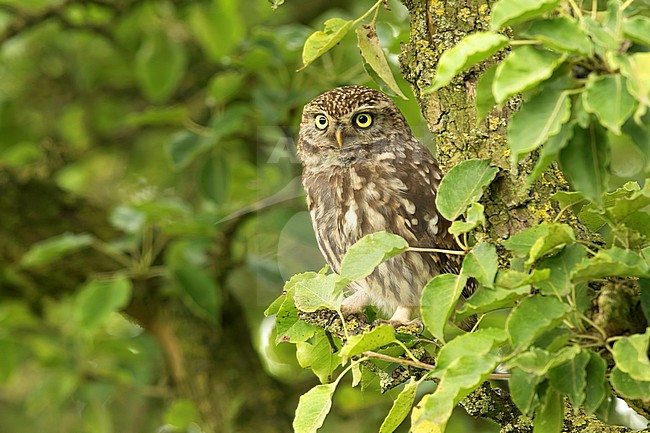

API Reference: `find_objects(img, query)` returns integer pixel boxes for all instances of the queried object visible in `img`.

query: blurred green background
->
[0,0,500,432]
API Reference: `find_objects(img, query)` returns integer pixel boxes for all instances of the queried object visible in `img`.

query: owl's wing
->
[393,141,461,274]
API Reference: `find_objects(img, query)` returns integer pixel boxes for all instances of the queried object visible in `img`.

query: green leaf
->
[548,348,589,407]
[526,223,575,266]
[275,274,320,343]
[76,276,132,330]
[426,32,509,93]
[623,15,650,46]
[339,324,395,359]
[572,247,649,282]
[509,346,581,376]
[21,232,93,268]
[510,367,542,416]
[356,24,407,99]
[166,131,201,169]
[493,47,565,104]
[623,52,650,112]
[421,273,468,342]
[506,296,570,350]
[294,273,343,312]
[559,121,609,204]
[611,329,650,381]
[448,202,486,235]
[527,120,574,183]
[164,399,200,430]
[491,0,562,30]
[584,352,607,414]
[410,398,445,433]
[434,328,507,373]
[436,159,498,221]
[536,244,587,296]
[496,269,550,289]
[339,232,408,281]
[296,331,342,383]
[502,225,546,256]
[456,284,530,319]
[199,154,230,204]
[188,0,244,61]
[135,30,187,104]
[522,17,592,55]
[379,379,419,433]
[300,18,354,70]
[174,266,221,325]
[533,388,563,433]
[475,65,498,123]
[293,383,336,433]
[207,72,245,104]
[583,74,636,134]
[610,366,650,400]
[462,242,498,288]
[551,190,586,209]
[265,292,287,317]
[508,87,571,164]
[412,354,500,426]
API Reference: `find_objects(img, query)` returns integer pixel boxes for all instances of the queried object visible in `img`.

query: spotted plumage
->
[297,85,463,323]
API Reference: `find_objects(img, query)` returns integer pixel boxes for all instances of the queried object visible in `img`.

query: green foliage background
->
[1,0,649,432]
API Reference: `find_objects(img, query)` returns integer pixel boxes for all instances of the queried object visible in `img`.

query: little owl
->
[297,85,461,324]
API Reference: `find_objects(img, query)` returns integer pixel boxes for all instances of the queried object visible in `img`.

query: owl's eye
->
[354,113,373,128]
[314,114,329,130]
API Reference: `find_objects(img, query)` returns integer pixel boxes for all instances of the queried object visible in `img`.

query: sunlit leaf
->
[379,379,419,433]
[572,247,649,282]
[339,232,408,281]
[623,15,650,46]
[339,324,395,359]
[461,242,498,288]
[536,244,586,296]
[611,329,650,382]
[296,331,342,383]
[436,159,498,221]
[421,273,468,342]
[426,32,509,93]
[434,328,507,373]
[493,47,565,104]
[448,202,486,235]
[294,273,343,312]
[491,0,562,30]
[300,18,354,70]
[356,24,407,99]
[610,366,650,400]
[293,383,336,433]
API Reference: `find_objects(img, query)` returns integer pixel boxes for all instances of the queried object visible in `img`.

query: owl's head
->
[297,86,410,165]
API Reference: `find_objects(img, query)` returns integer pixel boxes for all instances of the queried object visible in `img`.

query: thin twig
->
[363,350,511,380]
[408,247,466,255]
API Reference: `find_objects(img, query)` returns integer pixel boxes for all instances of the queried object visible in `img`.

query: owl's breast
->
[302,157,410,271]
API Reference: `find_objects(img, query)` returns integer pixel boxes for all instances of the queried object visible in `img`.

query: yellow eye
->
[354,113,373,128]
[314,114,329,130]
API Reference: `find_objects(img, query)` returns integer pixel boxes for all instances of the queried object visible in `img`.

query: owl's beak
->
[335,127,344,149]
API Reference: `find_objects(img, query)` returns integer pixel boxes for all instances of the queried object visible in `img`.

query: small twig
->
[363,350,435,370]
[408,246,466,255]
[363,351,510,380]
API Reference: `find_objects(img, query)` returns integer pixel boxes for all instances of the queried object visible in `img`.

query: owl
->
[297,85,464,325]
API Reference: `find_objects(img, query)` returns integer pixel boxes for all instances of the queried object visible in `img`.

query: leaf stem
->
[408,247,466,255]
[352,0,383,26]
